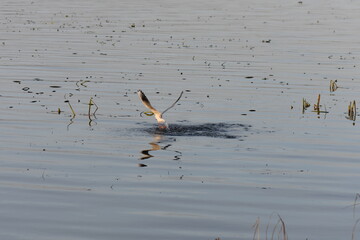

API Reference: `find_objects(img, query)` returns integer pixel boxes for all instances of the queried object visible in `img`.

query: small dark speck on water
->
[249,109,256,112]
[245,76,254,79]
[22,87,30,91]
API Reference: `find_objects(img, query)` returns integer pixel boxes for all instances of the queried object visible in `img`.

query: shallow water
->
[1,0,360,239]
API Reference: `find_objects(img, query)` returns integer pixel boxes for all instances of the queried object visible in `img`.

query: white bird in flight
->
[137,90,184,130]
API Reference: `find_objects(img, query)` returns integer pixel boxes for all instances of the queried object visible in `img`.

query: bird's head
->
[157,119,169,130]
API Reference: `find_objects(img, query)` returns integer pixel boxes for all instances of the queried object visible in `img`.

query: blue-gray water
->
[1,0,360,239]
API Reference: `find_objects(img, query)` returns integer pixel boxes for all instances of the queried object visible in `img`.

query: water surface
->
[1,0,360,239]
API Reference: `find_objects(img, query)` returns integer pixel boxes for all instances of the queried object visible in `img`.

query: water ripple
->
[140,122,251,139]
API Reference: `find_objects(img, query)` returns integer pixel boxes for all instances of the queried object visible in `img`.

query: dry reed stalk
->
[253,217,260,240]
[354,193,360,218]
[65,100,76,117]
[266,213,288,240]
[88,97,99,117]
[352,218,360,240]
[348,100,356,121]
[302,98,310,113]
[330,80,338,92]
[314,94,321,114]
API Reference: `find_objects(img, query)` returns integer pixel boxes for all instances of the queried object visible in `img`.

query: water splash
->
[140,122,251,139]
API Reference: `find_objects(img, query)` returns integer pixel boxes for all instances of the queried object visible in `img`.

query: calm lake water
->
[1,0,360,239]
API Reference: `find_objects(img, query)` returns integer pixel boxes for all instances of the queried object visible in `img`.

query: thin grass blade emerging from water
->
[253,217,260,240]
[354,193,360,218]
[353,218,360,240]
[265,213,288,240]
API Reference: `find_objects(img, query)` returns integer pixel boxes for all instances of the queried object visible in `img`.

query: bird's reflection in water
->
[139,134,182,167]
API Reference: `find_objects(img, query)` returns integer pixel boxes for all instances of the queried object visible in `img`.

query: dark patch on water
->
[139,122,251,139]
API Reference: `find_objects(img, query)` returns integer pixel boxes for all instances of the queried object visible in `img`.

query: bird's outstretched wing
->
[137,90,162,117]
[161,91,184,116]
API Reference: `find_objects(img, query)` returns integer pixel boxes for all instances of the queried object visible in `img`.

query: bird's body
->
[137,90,183,130]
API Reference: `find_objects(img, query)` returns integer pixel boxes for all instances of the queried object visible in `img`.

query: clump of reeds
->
[347,100,356,121]
[303,95,329,115]
[265,214,288,240]
[213,214,288,240]
[250,214,288,240]
[330,80,338,92]
[307,94,328,115]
